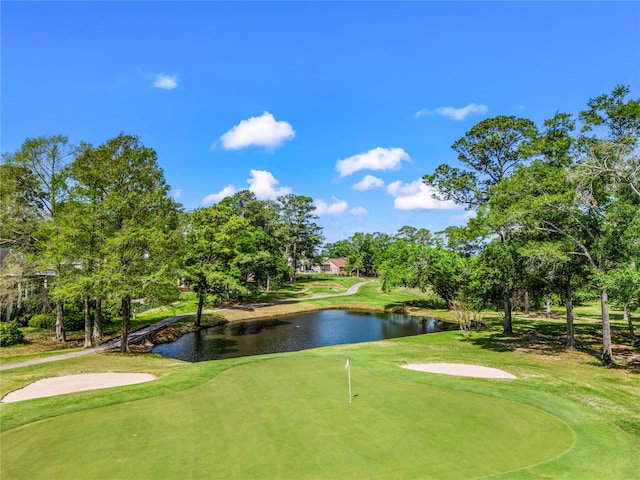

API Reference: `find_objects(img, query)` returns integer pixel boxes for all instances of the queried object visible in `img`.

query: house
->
[0,247,57,322]
[326,257,349,275]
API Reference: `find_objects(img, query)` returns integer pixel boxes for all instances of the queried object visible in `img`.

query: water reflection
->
[152,310,455,363]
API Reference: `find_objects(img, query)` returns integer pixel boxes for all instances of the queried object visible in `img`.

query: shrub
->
[63,312,85,331]
[0,321,25,346]
[11,295,50,326]
[28,314,56,329]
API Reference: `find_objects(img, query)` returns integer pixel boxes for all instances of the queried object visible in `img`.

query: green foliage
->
[276,193,324,282]
[6,295,49,327]
[424,115,538,207]
[27,314,55,329]
[0,321,25,346]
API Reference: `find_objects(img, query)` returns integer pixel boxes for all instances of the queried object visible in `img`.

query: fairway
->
[1,356,574,479]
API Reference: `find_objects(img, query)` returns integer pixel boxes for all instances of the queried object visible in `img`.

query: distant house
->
[326,257,349,275]
[0,248,56,322]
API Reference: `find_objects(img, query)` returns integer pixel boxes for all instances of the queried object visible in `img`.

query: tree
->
[571,85,640,365]
[276,194,323,283]
[423,116,538,333]
[395,226,433,246]
[70,133,183,352]
[484,112,582,340]
[376,231,464,306]
[599,265,640,342]
[469,237,525,333]
[1,136,75,341]
[219,191,288,292]
[322,240,352,259]
[424,116,538,208]
[185,204,248,326]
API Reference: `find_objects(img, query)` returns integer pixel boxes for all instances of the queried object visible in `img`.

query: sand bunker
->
[2,373,156,403]
[401,363,516,379]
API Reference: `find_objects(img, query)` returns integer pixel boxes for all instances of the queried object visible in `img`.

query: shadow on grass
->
[464,317,640,371]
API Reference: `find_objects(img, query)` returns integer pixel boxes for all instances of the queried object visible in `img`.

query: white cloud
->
[247,169,291,200]
[436,103,487,120]
[387,179,460,210]
[171,188,183,200]
[202,185,237,205]
[350,206,368,216]
[154,73,178,90]
[336,147,410,178]
[414,108,432,118]
[314,197,349,216]
[352,175,384,191]
[220,112,295,150]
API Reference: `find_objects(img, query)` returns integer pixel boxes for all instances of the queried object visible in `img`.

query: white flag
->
[345,358,350,369]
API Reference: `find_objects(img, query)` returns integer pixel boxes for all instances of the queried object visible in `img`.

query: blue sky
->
[3,1,639,243]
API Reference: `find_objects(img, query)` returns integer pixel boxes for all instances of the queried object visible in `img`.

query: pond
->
[152,309,456,362]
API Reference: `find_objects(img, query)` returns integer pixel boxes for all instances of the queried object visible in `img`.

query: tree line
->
[325,86,639,366]
[0,134,324,350]
[1,86,638,366]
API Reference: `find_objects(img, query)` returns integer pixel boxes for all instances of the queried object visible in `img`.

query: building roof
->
[328,257,348,268]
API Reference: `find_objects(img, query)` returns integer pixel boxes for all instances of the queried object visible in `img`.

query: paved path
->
[0,281,373,371]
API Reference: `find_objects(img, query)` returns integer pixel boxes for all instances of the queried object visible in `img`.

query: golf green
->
[1,357,575,479]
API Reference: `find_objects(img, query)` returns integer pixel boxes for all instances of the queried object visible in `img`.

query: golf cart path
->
[0,281,373,371]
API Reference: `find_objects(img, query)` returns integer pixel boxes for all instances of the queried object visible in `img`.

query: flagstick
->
[346,358,352,403]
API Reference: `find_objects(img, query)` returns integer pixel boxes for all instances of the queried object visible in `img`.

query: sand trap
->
[401,363,516,379]
[1,373,156,403]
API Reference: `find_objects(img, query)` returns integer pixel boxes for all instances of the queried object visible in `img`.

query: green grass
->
[1,355,574,480]
[1,280,638,478]
[1,327,639,479]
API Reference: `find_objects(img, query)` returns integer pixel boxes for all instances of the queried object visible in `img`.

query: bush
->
[0,321,25,346]
[28,314,56,329]
[11,295,50,327]
[63,312,85,331]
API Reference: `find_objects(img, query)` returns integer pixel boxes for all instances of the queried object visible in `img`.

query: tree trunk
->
[92,297,103,344]
[503,298,513,334]
[546,294,552,319]
[624,306,635,342]
[195,293,204,327]
[84,296,92,348]
[55,298,65,343]
[290,243,298,283]
[565,289,575,350]
[524,290,530,316]
[600,289,615,366]
[120,295,131,353]
[6,300,13,322]
[266,274,271,293]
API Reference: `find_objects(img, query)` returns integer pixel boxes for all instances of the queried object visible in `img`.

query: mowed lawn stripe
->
[1,356,574,479]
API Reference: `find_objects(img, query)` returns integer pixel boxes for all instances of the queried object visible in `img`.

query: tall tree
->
[220,191,288,292]
[276,194,323,283]
[424,116,538,333]
[70,133,183,352]
[572,85,640,365]
[185,204,252,326]
[424,115,538,208]
[1,136,75,341]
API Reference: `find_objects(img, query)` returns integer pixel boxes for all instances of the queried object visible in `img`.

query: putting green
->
[1,357,574,479]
